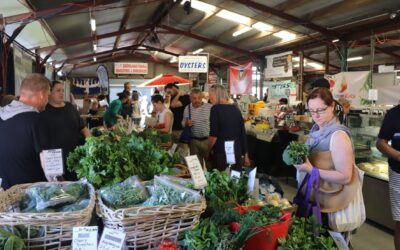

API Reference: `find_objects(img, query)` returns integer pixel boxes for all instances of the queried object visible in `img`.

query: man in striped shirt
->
[182,88,212,170]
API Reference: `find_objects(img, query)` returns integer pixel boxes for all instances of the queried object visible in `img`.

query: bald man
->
[0,73,50,189]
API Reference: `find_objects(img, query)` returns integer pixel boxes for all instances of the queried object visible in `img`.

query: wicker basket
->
[171,164,191,178]
[0,182,96,249]
[96,192,206,249]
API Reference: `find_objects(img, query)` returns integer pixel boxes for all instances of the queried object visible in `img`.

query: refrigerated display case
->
[347,109,394,230]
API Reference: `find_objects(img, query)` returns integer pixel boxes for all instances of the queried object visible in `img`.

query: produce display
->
[278,216,337,250]
[67,131,180,188]
[19,182,89,213]
[282,141,309,165]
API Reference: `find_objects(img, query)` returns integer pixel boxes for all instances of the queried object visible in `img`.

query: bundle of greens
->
[100,177,148,209]
[0,228,26,250]
[143,176,201,206]
[1,226,44,241]
[139,128,171,144]
[67,131,180,188]
[19,182,89,213]
[204,169,249,207]
[278,216,337,250]
[282,141,310,165]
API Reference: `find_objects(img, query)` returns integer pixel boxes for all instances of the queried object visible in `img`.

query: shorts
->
[389,168,400,221]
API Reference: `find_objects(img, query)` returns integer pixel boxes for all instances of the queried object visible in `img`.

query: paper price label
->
[224,141,236,164]
[72,226,98,250]
[185,155,207,189]
[168,144,178,157]
[98,228,126,250]
[247,167,257,193]
[368,89,378,101]
[42,149,64,177]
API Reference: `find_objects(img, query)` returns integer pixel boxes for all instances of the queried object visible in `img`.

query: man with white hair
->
[0,73,50,189]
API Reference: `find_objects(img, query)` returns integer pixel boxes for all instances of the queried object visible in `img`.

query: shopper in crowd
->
[40,81,91,181]
[376,104,400,250]
[208,84,250,171]
[164,83,190,141]
[103,92,129,128]
[311,78,345,124]
[151,94,173,134]
[121,82,133,118]
[294,87,362,242]
[0,73,50,189]
[182,88,212,170]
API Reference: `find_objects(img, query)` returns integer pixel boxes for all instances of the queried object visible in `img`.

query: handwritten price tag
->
[98,228,126,250]
[72,226,98,250]
[42,149,64,177]
[185,155,207,189]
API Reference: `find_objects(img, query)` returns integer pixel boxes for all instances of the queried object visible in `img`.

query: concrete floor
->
[278,178,394,250]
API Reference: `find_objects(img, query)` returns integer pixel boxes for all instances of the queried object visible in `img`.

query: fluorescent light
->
[273,30,296,41]
[181,0,216,14]
[93,57,97,62]
[293,57,299,61]
[251,22,273,31]
[93,43,97,51]
[90,18,96,32]
[216,10,251,25]
[170,56,178,63]
[57,71,63,77]
[332,39,339,43]
[138,46,146,49]
[293,64,299,67]
[232,27,252,37]
[193,48,204,54]
[307,62,324,70]
[347,56,363,62]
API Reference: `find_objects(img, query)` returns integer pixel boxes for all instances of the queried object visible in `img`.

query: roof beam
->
[4,0,121,25]
[37,24,151,53]
[4,24,26,48]
[113,0,137,50]
[375,47,400,61]
[159,25,255,58]
[231,0,341,39]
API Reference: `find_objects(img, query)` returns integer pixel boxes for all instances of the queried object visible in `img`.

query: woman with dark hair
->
[40,81,90,181]
[151,94,173,134]
[294,87,363,241]
[103,92,129,128]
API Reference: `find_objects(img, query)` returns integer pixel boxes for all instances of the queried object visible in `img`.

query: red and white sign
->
[114,62,148,75]
[229,62,252,95]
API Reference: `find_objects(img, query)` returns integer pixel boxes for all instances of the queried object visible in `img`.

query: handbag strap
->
[188,104,191,119]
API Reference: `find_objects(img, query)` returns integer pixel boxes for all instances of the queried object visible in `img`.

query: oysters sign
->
[178,55,208,73]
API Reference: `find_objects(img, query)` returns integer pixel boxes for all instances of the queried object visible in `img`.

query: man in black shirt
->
[0,73,50,189]
[377,105,400,249]
[164,83,190,143]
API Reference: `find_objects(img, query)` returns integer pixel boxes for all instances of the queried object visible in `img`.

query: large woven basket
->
[97,193,206,249]
[0,182,96,249]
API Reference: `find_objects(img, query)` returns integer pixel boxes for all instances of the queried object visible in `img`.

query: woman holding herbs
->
[293,87,363,244]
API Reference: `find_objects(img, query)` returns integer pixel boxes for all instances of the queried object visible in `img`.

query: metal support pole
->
[325,45,330,74]
[298,51,304,102]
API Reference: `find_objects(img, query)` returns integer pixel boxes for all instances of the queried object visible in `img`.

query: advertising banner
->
[178,55,208,73]
[229,62,252,95]
[264,51,293,78]
[325,71,370,106]
[114,62,148,74]
[267,80,296,102]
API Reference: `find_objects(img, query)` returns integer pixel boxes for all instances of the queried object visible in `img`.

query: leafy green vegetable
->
[185,218,231,250]
[205,169,249,207]
[100,184,147,209]
[67,131,179,188]
[282,141,309,165]
[0,228,26,250]
[278,216,337,250]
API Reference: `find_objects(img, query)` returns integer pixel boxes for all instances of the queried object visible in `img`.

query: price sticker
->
[72,226,98,250]
[42,149,64,177]
[185,155,207,189]
[98,228,126,250]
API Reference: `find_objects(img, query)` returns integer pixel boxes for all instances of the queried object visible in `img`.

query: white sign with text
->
[42,149,64,177]
[185,155,207,189]
[72,226,98,250]
[178,56,208,73]
[98,228,126,250]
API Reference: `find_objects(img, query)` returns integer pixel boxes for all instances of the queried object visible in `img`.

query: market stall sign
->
[264,51,293,78]
[42,149,64,177]
[114,62,148,75]
[178,56,208,73]
[185,155,207,189]
[98,228,126,250]
[72,226,98,250]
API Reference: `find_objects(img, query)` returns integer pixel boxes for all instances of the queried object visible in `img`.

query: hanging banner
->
[229,62,252,95]
[324,71,370,106]
[14,43,33,95]
[114,62,148,75]
[267,80,296,102]
[264,51,293,78]
[97,65,109,95]
[178,55,208,73]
